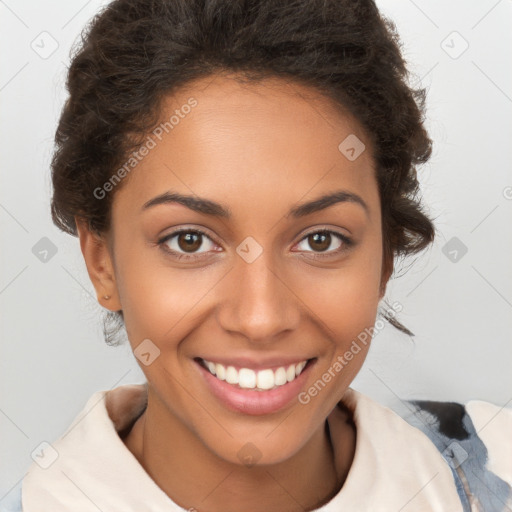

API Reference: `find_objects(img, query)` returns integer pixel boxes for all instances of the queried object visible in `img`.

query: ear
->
[379,250,394,300]
[75,217,122,311]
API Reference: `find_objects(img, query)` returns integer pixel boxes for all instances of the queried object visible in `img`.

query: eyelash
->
[157,227,354,262]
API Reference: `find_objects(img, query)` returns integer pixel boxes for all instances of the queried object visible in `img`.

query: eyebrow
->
[141,189,369,218]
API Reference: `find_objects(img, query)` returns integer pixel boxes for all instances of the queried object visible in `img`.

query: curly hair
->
[51,0,436,344]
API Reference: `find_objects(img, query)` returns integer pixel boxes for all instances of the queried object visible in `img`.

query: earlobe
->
[75,217,122,310]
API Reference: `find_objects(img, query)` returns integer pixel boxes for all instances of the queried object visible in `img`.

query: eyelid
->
[291,227,354,256]
[157,226,221,260]
[157,225,354,261]
[295,225,351,242]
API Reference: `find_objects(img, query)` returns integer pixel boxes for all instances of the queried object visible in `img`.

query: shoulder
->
[401,396,512,511]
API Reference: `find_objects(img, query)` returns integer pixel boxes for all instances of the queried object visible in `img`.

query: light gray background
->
[1,0,511,501]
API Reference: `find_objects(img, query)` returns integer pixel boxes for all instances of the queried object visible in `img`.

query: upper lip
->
[196,356,315,371]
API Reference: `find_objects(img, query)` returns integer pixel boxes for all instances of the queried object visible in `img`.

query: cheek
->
[114,243,224,345]
[299,249,383,338]
[302,267,379,375]
[297,235,383,376]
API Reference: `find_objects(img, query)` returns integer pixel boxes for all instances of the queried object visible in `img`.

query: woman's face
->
[84,73,390,465]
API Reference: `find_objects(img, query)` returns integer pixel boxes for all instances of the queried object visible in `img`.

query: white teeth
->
[295,361,307,376]
[239,368,256,388]
[215,363,226,381]
[274,367,287,386]
[256,369,275,390]
[202,358,309,390]
[225,366,239,384]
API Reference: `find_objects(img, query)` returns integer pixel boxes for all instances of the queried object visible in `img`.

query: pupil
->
[310,232,330,252]
[178,232,202,252]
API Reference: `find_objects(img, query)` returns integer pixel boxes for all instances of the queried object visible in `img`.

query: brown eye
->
[307,232,331,252]
[294,229,349,256]
[159,229,218,258]
[177,232,203,252]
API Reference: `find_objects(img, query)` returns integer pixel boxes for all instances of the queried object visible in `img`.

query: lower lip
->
[194,359,315,416]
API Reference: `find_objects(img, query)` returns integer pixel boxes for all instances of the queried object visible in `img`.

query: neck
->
[123,389,356,512]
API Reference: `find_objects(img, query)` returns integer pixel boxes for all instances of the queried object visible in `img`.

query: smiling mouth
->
[195,357,316,391]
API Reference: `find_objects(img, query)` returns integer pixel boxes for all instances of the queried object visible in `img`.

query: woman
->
[5,0,511,510]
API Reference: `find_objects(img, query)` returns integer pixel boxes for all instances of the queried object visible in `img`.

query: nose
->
[217,251,301,343]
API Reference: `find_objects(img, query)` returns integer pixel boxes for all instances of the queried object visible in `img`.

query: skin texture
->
[76,72,393,511]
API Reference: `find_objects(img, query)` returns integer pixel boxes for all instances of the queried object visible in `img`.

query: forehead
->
[113,73,379,223]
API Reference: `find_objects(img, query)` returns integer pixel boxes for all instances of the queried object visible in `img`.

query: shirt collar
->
[22,383,461,511]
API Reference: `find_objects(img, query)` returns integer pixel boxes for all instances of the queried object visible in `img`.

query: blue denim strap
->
[404,400,512,512]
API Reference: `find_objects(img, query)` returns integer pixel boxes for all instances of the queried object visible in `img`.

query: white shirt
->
[5,384,512,511]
